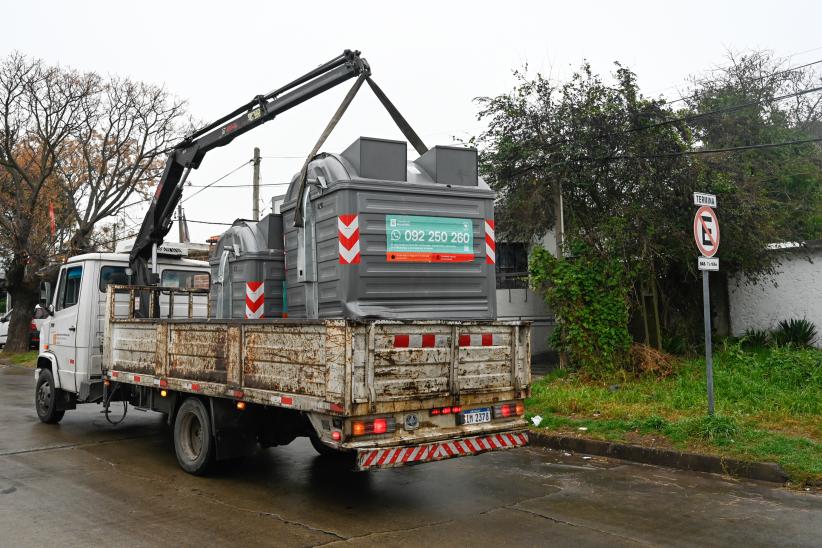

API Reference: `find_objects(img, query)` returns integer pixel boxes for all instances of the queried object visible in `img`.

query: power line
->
[186,181,291,188]
[661,58,822,107]
[178,218,235,226]
[181,160,252,203]
[578,136,822,162]
[500,81,822,157]
[630,85,822,134]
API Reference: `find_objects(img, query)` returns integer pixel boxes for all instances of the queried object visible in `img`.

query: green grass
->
[527,344,822,485]
[0,350,38,367]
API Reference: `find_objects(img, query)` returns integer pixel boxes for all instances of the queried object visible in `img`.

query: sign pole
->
[702,269,715,416]
[693,192,719,416]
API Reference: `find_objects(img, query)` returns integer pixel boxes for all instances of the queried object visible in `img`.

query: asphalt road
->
[1,364,820,547]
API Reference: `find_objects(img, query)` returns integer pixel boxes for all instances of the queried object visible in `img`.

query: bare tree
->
[59,76,189,254]
[0,53,189,351]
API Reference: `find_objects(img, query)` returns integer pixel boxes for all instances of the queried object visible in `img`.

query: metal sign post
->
[693,194,720,416]
[702,270,715,415]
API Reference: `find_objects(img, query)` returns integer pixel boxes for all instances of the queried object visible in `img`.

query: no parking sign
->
[693,205,720,258]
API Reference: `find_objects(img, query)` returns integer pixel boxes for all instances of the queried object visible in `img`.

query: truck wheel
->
[308,430,351,461]
[35,369,65,424]
[173,398,215,475]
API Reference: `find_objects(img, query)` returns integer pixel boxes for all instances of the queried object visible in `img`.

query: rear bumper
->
[356,430,528,471]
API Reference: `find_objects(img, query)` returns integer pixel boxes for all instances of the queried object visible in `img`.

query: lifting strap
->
[366,77,428,157]
[293,76,429,226]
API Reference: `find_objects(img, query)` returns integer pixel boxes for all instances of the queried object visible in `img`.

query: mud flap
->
[209,398,258,461]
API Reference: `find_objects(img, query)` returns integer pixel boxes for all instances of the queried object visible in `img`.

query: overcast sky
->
[4,0,822,243]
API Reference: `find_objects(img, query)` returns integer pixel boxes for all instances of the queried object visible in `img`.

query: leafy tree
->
[475,51,822,353]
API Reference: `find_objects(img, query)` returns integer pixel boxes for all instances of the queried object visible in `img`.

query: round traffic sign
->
[693,206,720,257]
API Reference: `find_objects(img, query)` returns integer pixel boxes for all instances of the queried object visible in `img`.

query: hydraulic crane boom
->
[129,49,370,285]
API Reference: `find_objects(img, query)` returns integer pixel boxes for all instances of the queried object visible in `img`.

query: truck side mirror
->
[47,304,54,316]
[39,281,52,307]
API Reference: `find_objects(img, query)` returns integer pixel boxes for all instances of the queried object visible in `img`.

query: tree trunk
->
[3,261,39,353]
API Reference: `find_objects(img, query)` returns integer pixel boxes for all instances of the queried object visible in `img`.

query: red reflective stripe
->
[190,383,200,392]
[133,375,141,383]
[363,450,379,468]
[507,433,519,446]
[481,333,493,346]
[338,228,360,249]
[377,449,391,466]
[281,396,293,406]
[421,334,435,347]
[441,443,455,457]
[485,232,495,251]
[390,448,405,465]
[458,334,470,347]
[394,334,410,348]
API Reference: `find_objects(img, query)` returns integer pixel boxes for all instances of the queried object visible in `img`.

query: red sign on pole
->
[693,206,720,257]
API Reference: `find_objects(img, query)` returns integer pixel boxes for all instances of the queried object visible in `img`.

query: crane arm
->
[129,49,369,284]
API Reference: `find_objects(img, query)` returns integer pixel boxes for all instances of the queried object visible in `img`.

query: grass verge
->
[0,350,38,368]
[527,344,822,486]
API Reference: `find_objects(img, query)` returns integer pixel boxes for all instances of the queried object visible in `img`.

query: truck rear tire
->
[173,397,215,475]
[308,430,353,462]
[35,369,65,424]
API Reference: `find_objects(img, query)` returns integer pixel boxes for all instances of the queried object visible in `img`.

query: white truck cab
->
[36,250,210,408]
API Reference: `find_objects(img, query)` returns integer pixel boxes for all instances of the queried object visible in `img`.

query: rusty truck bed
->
[103,286,531,418]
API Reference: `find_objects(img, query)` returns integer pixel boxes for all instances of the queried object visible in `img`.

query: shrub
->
[772,318,817,347]
[741,328,770,349]
[529,242,632,376]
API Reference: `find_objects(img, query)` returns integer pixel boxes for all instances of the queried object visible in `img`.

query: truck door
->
[50,265,83,393]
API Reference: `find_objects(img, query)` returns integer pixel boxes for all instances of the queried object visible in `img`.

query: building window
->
[496,242,529,289]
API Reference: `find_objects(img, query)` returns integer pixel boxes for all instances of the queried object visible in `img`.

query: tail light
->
[430,406,462,416]
[350,416,396,436]
[493,401,525,418]
[30,322,37,331]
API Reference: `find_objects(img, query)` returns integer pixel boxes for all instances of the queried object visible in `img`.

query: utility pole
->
[252,147,261,221]
[553,179,568,369]
[177,205,190,243]
[111,220,117,252]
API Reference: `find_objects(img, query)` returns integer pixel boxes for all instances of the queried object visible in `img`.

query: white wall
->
[728,248,822,347]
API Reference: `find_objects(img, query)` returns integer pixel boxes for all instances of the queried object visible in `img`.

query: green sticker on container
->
[385,215,473,262]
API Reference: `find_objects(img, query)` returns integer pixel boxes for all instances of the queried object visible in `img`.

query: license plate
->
[460,407,491,425]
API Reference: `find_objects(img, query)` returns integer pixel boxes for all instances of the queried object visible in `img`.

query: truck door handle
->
[68,326,76,332]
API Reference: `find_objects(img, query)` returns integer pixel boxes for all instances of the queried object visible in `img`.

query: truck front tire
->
[35,369,65,424]
[173,397,215,475]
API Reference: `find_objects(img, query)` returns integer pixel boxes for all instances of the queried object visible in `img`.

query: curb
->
[529,431,790,484]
